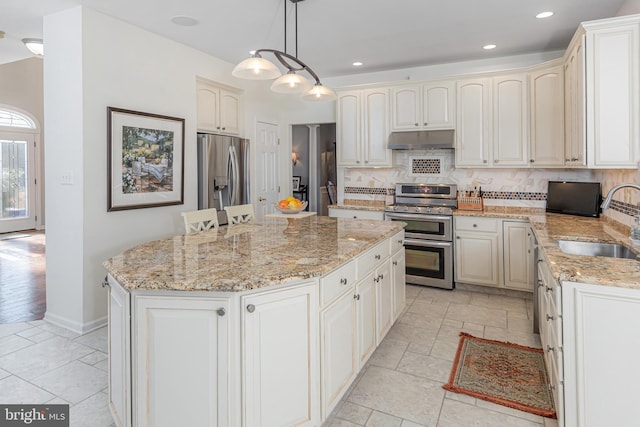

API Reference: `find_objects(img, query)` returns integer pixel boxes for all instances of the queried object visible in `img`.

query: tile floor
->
[0,285,559,427]
[324,285,560,427]
[0,320,114,427]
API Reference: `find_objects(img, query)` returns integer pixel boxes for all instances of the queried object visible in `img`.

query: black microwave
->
[546,181,601,218]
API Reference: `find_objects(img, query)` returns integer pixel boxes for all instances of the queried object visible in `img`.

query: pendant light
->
[232,0,336,102]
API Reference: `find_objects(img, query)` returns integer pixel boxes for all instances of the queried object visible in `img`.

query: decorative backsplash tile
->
[609,199,640,218]
[344,186,393,195]
[481,191,547,201]
[410,156,442,175]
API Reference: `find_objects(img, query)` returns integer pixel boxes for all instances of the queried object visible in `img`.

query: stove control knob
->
[414,207,420,213]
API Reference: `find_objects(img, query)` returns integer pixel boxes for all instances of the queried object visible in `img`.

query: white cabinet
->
[502,221,534,292]
[564,34,587,167]
[454,216,501,287]
[355,271,377,367]
[133,295,230,427]
[492,74,529,167]
[529,64,565,167]
[391,82,455,130]
[584,17,640,168]
[336,88,391,167]
[390,232,406,321]
[374,261,393,344]
[328,208,385,221]
[562,281,640,427]
[456,75,528,168]
[242,282,319,427]
[196,78,242,135]
[454,217,533,292]
[455,78,492,167]
[107,276,131,427]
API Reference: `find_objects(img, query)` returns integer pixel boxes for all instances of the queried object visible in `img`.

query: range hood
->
[387,129,455,150]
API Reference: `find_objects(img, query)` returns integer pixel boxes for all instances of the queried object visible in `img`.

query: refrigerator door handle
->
[228,146,240,206]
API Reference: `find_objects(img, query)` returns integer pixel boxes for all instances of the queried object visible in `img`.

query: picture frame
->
[107,107,185,211]
[292,176,301,192]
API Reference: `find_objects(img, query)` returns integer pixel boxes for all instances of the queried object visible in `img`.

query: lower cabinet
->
[454,216,533,291]
[375,261,393,344]
[562,281,640,427]
[107,275,131,427]
[133,295,230,427]
[328,208,385,220]
[356,271,377,368]
[391,248,406,320]
[242,283,319,427]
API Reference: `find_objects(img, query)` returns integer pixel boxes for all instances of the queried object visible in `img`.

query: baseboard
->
[43,312,108,334]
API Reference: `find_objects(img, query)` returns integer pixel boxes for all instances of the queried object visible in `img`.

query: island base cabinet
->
[356,272,377,368]
[133,296,230,427]
[320,290,357,419]
[562,282,640,427]
[108,276,131,427]
[242,282,319,427]
[391,249,406,320]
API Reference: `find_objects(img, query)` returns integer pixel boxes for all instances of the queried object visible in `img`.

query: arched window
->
[0,108,37,129]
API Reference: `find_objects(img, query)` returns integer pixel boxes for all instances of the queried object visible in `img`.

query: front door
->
[0,132,36,233]
[254,121,279,220]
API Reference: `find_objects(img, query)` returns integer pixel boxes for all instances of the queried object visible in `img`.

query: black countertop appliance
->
[546,181,601,218]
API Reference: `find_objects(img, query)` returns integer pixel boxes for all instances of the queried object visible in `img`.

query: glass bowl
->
[274,201,308,214]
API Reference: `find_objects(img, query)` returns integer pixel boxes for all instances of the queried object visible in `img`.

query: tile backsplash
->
[340,149,639,226]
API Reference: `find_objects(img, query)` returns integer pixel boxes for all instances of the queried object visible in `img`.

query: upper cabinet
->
[563,35,586,167]
[196,78,242,136]
[391,82,455,131]
[336,88,392,167]
[583,16,640,168]
[530,63,565,167]
[455,74,528,168]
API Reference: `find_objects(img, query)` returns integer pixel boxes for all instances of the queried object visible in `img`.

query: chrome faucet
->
[601,183,640,209]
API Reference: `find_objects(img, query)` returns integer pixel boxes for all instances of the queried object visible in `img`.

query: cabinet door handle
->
[378,273,384,280]
[414,123,419,126]
[353,216,358,219]
[546,286,553,293]
[392,260,398,266]
[364,160,369,164]
[423,122,428,126]
[222,127,226,131]
[398,239,403,244]
[530,159,535,163]
[456,236,460,239]
[494,159,499,163]
[547,345,555,352]
[356,160,360,164]
[375,254,381,260]
[537,280,544,288]
[374,276,380,283]
[217,308,226,316]
[472,224,477,228]
[546,314,554,321]
[101,276,110,288]
[483,160,488,164]
[340,277,348,285]
[246,304,255,313]
[216,126,221,130]
[354,294,360,300]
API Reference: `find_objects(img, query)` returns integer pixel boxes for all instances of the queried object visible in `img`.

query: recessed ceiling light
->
[352,61,363,67]
[536,11,554,19]
[483,44,497,50]
[170,15,199,26]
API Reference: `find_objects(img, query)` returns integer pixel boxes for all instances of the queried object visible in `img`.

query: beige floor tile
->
[396,351,452,383]
[405,342,433,356]
[462,321,484,332]
[444,391,476,405]
[30,361,108,404]
[368,338,408,370]
[436,324,481,343]
[348,366,445,426]
[366,410,402,427]
[405,286,422,299]
[507,316,534,334]
[74,327,108,353]
[475,399,544,423]
[445,303,507,328]
[483,327,542,348]
[401,421,427,427]
[386,323,438,347]
[543,418,559,427]
[429,339,460,362]
[336,402,372,425]
[0,375,54,403]
[0,322,34,338]
[0,334,35,357]
[407,300,449,318]
[417,288,472,305]
[330,419,363,427]
[437,399,542,427]
[399,312,443,332]
[70,392,114,427]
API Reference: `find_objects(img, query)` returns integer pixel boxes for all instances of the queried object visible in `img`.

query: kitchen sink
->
[557,240,637,260]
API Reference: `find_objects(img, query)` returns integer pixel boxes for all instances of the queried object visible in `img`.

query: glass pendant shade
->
[270,71,313,93]
[232,55,282,80]
[301,83,337,102]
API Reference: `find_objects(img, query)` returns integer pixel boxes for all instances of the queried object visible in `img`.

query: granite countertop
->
[455,208,640,290]
[329,202,386,212]
[103,216,404,292]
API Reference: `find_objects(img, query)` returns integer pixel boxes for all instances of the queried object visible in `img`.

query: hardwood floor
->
[0,230,45,323]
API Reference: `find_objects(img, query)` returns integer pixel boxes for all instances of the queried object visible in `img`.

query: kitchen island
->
[103,216,406,427]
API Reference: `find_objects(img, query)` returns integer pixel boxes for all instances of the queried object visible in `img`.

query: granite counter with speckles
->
[455,208,640,290]
[103,216,404,292]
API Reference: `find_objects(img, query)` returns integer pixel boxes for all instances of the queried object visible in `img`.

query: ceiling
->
[0,0,635,77]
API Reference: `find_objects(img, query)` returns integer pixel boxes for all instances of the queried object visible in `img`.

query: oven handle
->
[403,238,452,248]
[385,213,452,222]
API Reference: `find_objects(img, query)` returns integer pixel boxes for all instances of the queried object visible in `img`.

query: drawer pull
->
[354,294,360,300]
[392,260,398,266]
[546,286,553,293]
[101,276,110,288]
[378,273,384,280]
[547,345,555,352]
[374,276,380,283]
[546,314,554,321]
[537,280,544,288]
[472,224,478,228]
[375,254,381,260]
[217,308,226,317]
[246,304,255,313]
[340,277,348,285]
[398,239,403,244]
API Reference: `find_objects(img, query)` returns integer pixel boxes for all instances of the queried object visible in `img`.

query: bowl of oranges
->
[275,196,308,214]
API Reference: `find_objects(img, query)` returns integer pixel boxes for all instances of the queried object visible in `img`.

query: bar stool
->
[181,208,220,234]
[224,204,255,225]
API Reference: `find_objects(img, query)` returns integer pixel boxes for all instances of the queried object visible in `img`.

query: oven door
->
[403,238,453,289]
[384,212,452,241]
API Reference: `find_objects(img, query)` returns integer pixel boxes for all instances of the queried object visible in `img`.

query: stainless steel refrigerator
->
[197,133,250,225]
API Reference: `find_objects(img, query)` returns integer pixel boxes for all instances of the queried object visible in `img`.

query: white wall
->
[42,6,307,332]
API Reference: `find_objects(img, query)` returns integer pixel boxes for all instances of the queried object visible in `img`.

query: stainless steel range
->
[384,183,457,289]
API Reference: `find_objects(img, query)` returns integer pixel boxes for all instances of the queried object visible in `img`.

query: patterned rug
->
[443,333,556,418]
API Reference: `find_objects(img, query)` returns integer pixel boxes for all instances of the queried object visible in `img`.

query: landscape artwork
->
[108,107,184,211]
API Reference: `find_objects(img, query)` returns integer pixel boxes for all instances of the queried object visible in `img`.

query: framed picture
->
[292,176,301,192]
[107,107,185,211]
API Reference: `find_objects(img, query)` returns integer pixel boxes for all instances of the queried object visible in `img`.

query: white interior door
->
[0,132,36,233]
[254,121,279,220]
